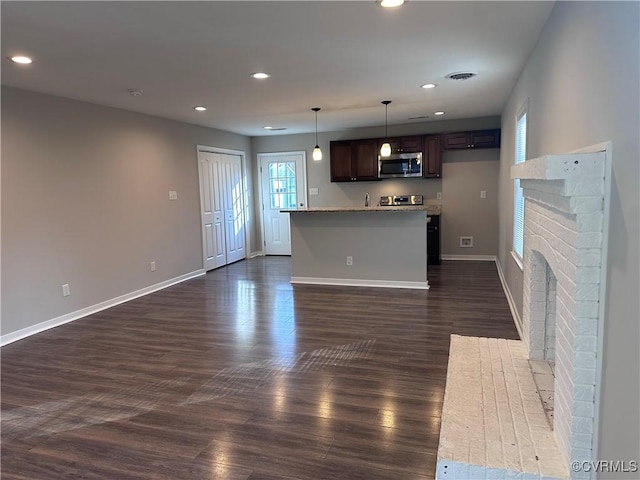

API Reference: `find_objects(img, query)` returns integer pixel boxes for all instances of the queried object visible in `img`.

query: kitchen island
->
[281,206,430,289]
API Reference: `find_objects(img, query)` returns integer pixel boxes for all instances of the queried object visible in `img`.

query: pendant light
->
[311,107,322,161]
[380,100,392,157]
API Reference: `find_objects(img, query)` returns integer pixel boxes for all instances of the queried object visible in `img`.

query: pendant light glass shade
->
[380,100,392,157]
[311,107,322,161]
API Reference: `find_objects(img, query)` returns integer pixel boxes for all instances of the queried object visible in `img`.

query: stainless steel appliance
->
[378,152,423,179]
[379,194,423,206]
[427,214,440,265]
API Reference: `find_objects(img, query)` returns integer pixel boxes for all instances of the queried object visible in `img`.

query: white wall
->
[497,2,639,472]
[1,87,254,338]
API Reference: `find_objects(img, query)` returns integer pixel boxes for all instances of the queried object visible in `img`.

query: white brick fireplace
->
[512,147,610,478]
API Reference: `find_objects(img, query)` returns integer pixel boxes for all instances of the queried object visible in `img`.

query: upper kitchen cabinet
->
[441,129,501,150]
[423,134,442,178]
[330,139,379,182]
[376,135,423,155]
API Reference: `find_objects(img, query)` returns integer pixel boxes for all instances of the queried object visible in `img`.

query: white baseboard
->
[1,269,205,347]
[291,276,429,290]
[441,254,497,261]
[249,251,264,258]
[495,258,523,339]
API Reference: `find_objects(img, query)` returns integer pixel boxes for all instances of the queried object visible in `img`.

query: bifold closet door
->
[199,151,245,271]
[219,153,245,264]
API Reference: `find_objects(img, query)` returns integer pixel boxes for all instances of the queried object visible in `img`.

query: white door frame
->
[197,145,250,270]
[257,151,308,255]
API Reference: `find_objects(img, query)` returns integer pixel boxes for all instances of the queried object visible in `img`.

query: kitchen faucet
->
[364,192,370,207]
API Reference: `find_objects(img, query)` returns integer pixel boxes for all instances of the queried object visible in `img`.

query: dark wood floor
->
[1,258,519,480]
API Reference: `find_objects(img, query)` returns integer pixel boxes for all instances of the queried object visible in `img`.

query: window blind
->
[513,111,527,259]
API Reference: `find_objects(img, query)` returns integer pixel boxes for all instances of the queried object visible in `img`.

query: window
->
[268,161,297,210]
[513,103,527,262]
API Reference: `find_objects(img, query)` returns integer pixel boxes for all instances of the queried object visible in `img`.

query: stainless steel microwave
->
[378,152,423,179]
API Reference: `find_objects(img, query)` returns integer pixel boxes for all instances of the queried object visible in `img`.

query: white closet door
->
[199,152,226,271]
[221,153,245,264]
[198,151,245,271]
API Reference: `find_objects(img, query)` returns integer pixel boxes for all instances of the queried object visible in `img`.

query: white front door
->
[259,152,307,255]
[198,149,246,271]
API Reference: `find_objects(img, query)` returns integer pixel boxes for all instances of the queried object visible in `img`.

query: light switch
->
[169,191,178,200]
[480,190,487,199]
[309,187,319,196]
[436,192,442,200]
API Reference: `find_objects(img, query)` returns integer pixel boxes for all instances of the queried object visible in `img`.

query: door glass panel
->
[268,161,297,209]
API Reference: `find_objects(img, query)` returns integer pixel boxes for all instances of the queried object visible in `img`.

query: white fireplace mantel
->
[511,152,605,181]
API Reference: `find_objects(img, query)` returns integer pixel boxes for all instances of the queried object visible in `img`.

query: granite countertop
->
[282,205,442,214]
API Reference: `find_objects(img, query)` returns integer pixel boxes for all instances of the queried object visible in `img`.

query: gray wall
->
[497,2,639,471]
[252,117,501,257]
[290,211,427,283]
[1,87,254,336]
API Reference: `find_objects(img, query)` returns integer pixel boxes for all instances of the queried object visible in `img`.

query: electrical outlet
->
[346,256,353,266]
[460,236,474,248]
[62,284,70,297]
[309,187,319,196]
[480,190,487,199]
[436,192,442,200]
[150,261,156,272]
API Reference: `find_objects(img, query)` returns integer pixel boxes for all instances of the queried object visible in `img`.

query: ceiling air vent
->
[445,72,477,81]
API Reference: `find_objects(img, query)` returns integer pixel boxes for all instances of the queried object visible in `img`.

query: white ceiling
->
[1,1,554,137]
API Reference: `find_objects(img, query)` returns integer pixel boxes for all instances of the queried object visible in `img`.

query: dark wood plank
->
[1,258,518,479]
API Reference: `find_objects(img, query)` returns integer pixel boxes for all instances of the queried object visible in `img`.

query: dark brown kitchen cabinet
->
[330,139,379,182]
[377,135,423,155]
[441,129,501,150]
[329,141,353,182]
[423,134,442,178]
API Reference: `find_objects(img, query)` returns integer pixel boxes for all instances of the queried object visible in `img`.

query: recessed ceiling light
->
[10,56,32,64]
[251,72,271,79]
[263,126,287,131]
[434,111,445,116]
[421,83,437,89]
[379,0,405,8]
[263,126,274,130]
[194,106,207,111]
[128,89,144,97]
